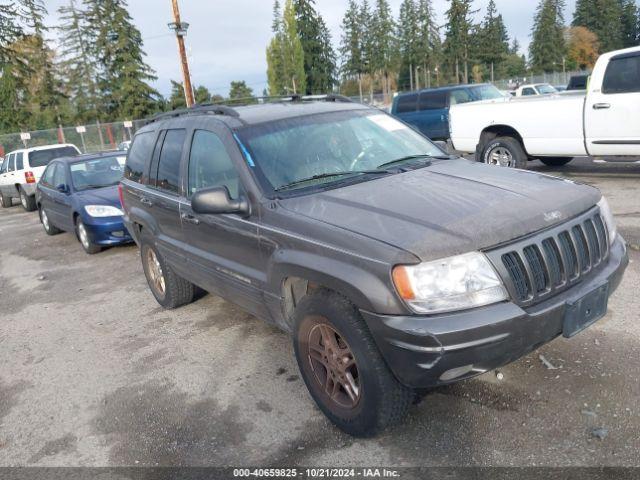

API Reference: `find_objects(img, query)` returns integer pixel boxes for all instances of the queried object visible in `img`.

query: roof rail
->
[212,93,354,107]
[146,103,240,124]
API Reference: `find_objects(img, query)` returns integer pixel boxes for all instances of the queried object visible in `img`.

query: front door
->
[585,51,640,156]
[179,127,266,318]
[48,163,73,230]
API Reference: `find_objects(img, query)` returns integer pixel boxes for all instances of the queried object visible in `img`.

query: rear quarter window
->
[125,131,156,183]
[395,94,418,114]
[602,54,640,94]
[418,91,447,111]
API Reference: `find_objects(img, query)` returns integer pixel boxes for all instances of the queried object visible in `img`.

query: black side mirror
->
[56,184,69,194]
[191,186,250,216]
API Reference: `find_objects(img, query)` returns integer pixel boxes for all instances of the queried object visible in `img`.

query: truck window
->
[188,130,239,199]
[522,88,536,96]
[418,91,447,111]
[396,94,418,114]
[125,132,156,183]
[154,129,186,195]
[602,54,640,94]
[449,89,472,105]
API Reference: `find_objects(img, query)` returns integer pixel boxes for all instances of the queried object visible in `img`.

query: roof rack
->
[213,93,354,107]
[146,103,240,124]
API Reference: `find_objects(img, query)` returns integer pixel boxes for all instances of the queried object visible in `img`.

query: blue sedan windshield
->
[70,156,124,191]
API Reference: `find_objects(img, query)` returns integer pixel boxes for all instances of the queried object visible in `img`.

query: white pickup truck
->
[449,46,640,168]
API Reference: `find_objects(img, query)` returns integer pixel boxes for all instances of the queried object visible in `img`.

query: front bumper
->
[84,218,132,246]
[362,236,628,388]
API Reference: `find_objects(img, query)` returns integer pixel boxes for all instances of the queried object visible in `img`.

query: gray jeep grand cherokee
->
[120,98,628,437]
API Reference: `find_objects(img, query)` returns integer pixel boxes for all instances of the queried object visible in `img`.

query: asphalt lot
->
[0,156,639,467]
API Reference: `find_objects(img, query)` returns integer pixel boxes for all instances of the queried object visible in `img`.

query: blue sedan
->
[35,152,132,254]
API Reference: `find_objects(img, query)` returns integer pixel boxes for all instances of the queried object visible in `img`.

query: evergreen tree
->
[229,80,254,99]
[194,85,211,104]
[530,0,566,73]
[84,0,160,120]
[443,0,475,84]
[503,38,526,78]
[475,0,509,79]
[340,0,365,80]
[397,0,419,89]
[416,0,441,87]
[0,64,28,133]
[0,3,22,65]
[620,0,639,47]
[293,0,336,94]
[572,0,623,52]
[168,80,186,110]
[371,0,398,95]
[266,0,306,95]
[57,0,99,122]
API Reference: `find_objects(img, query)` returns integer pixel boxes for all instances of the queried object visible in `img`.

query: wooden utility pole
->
[170,0,194,107]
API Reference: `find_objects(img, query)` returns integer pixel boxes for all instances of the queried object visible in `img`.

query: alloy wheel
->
[78,222,90,249]
[146,248,166,297]
[487,146,514,167]
[41,209,50,231]
[307,322,360,409]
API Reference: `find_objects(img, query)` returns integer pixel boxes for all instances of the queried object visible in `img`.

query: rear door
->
[179,126,266,318]
[585,51,640,156]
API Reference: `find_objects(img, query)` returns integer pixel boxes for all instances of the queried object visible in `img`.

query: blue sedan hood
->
[74,185,121,209]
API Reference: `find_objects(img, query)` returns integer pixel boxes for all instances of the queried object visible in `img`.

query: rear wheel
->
[140,234,196,309]
[19,188,37,212]
[480,136,528,169]
[293,290,412,437]
[40,207,61,235]
[0,191,12,208]
[75,218,101,254]
[539,157,573,167]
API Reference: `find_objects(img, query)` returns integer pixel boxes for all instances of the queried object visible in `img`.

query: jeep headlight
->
[597,197,617,245]
[84,205,123,217]
[392,252,508,314]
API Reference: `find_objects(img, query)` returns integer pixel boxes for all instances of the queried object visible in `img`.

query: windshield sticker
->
[368,114,407,132]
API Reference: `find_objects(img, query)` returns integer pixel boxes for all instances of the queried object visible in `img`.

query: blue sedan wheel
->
[76,219,102,254]
[40,207,61,236]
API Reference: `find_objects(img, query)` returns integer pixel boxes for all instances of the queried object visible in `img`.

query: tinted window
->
[395,94,418,114]
[0,158,7,173]
[603,54,640,94]
[155,129,186,194]
[418,91,447,110]
[28,147,78,168]
[41,163,56,186]
[52,164,66,188]
[522,88,536,96]
[125,132,156,182]
[15,152,23,170]
[449,89,473,105]
[8,154,15,171]
[188,130,239,199]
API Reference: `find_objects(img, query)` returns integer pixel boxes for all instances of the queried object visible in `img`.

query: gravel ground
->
[0,156,638,467]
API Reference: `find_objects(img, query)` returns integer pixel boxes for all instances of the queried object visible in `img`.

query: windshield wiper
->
[376,153,451,170]
[275,170,391,192]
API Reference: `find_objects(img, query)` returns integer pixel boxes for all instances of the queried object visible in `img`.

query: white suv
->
[0,144,80,211]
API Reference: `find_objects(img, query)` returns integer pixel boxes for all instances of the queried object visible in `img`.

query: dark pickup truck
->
[120,98,627,437]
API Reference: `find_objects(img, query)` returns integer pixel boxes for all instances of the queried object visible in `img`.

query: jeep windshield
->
[235,110,446,195]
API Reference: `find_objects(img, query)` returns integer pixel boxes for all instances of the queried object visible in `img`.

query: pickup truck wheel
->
[19,188,37,212]
[293,290,412,437]
[539,157,573,167]
[481,136,528,169]
[140,236,195,309]
[39,207,61,235]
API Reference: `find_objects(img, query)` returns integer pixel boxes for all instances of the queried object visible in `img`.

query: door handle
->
[181,213,200,225]
[140,197,153,207]
[593,103,611,110]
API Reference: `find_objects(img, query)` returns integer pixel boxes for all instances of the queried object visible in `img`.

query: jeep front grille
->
[488,208,609,306]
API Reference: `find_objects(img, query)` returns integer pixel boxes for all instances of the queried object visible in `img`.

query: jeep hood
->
[279,159,601,261]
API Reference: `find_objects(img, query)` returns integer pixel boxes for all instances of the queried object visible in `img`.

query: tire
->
[480,136,528,169]
[39,207,61,235]
[293,290,412,437]
[75,218,102,254]
[539,157,573,167]
[0,191,12,208]
[139,232,195,309]
[19,188,37,212]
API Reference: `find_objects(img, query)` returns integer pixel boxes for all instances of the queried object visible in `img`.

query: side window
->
[188,130,240,199]
[41,164,56,186]
[522,88,536,96]
[15,152,23,170]
[602,54,640,94]
[8,154,15,172]
[395,94,418,114]
[449,89,473,105]
[125,131,156,183]
[418,91,447,111]
[0,158,7,174]
[154,129,186,195]
[52,164,66,188]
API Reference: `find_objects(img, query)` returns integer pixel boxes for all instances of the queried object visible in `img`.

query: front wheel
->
[76,218,101,254]
[539,157,573,167]
[293,290,412,437]
[19,189,37,212]
[480,136,528,169]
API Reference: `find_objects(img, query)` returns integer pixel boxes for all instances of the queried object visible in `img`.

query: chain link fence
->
[0,119,148,157]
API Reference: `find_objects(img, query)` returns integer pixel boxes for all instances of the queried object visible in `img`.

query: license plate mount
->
[563,283,609,338]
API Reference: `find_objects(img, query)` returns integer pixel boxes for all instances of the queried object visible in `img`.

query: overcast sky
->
[45,0,581,98]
